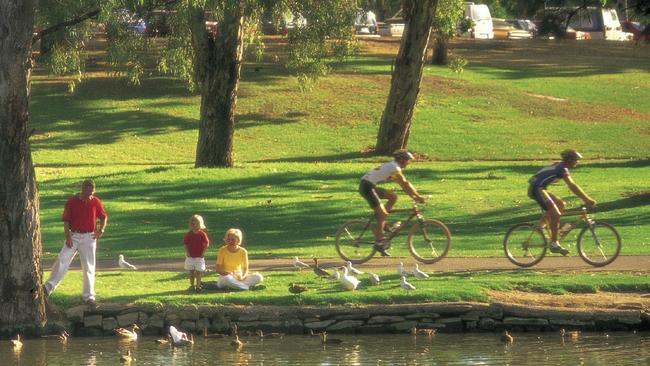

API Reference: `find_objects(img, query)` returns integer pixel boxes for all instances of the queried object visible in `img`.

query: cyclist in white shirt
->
[359,150,426,256]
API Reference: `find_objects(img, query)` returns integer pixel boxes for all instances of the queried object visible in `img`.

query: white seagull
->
[293,257,310,270]
[118,255,138,270]
[398,262,412,277]
[368,272,381,285]
[341,267,360,291]
[169,326,193,346]
[330,269,341,281]
[414,263,430,278]
[346,261,364,275]
[400,275,416,290]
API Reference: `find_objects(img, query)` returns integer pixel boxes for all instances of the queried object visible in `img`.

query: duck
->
[319,331,343,345]
[169,326,193,346]
[230,334,244,349]
[341,267,361,291]
[288,283,308,294]
[313,258,331,278]
[155,336,170,344]
[400,275,416,290]
[293,257,310,271]
[114,324,140,341]
[398,262,412,277]
[560,328,580,340]
[368,272,381,285]
[256,329,284,339]
[119,350,133,363]
[346,261,364,275]
[418,328,437,336]
[501,330,514,344]
[10,334,23,349]
[57,330,70,344]
[414,263,429,278]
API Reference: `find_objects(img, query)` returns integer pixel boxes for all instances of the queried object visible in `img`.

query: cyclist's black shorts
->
[528,184,552,211]
[359,179,388,209]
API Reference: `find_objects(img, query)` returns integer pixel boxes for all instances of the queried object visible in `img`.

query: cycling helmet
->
[393,149,415,160]
[560,149,583,161]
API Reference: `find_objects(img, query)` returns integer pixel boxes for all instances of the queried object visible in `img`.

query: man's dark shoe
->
[84,299,97,309]
[549,244,569,256]
[373,242,391,257]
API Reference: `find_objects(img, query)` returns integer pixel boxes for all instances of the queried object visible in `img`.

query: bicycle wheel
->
[335,220,376,264]
[503,223,547,267]
[407,219,452,264]
[576,222,621,267]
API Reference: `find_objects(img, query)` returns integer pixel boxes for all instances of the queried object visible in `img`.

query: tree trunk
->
[191,1,244,168]
[375,0,438,154]
[0,0,47,335]
[432,34,448,65]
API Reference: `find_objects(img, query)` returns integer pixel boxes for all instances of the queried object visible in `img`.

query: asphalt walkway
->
[43,255,650,273]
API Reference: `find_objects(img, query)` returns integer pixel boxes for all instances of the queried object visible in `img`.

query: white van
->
[568,7,633,41]
[465,2,494,39]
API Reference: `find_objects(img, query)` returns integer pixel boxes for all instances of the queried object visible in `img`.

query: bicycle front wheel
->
[577,222,621,267]
[335,220,376,264]
[407,219,452,264]
[503,223,547,267]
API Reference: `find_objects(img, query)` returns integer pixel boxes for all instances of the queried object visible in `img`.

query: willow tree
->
[375,0,439,154]
[0,0,47,334]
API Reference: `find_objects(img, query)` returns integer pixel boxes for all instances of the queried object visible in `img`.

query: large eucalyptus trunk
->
[375,0,438,154]
[191,1,244,168]
[0,0,47,335]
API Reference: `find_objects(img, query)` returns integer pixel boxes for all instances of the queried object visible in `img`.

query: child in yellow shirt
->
[216,228,263,290]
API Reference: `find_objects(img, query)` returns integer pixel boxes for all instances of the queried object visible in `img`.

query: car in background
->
[492,18,533,39]
[620,20,647,41]
[377,9,404,37]
[465,2,494,39]
[508,19,537,37]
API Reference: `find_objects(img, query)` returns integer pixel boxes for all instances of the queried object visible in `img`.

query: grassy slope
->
[31,38,650,260]
[46,270,650,308]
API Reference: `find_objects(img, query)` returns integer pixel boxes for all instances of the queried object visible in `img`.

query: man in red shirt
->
[44,179,108,307]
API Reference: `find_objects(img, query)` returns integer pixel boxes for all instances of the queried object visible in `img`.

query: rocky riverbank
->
[49,301,649,337]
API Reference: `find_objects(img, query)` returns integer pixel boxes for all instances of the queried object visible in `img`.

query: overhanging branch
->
[32,8,100,45]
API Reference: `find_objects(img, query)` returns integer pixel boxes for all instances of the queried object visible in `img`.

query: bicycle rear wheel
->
[407,219,452,264]
[503,223,547,267]
[335,220,376,264]
[576,222,621,267]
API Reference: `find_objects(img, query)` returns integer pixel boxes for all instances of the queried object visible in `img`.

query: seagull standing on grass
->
[293,257,310,271]
[368,272,381,285]
[400,275,416,290]
[118,255,138,270]
[331,269,341,281]
[346,261,364,275]
[414,263,429,278]
[398,262,412,277]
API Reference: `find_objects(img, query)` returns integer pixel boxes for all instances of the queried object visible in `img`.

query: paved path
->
[43,255,650,273]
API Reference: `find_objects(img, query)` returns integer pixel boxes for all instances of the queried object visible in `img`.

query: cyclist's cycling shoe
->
[549,244,569,256]
[374,242,391,257]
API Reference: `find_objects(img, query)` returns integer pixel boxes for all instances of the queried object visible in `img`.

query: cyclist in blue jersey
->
[528,149,596,255]
[359,150,426,256]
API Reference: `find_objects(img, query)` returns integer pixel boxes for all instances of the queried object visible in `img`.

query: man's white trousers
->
[45,232,96,301]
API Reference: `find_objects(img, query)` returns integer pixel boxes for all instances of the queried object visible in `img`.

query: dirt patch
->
[488,290,650,310]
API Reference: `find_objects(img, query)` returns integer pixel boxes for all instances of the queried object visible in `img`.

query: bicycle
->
[335,202,452,264]
[503,206,621,268]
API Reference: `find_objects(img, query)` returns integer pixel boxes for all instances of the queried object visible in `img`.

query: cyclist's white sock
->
[551,241,561,247]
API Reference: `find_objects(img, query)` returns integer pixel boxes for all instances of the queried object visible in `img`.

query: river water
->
[2,332,649,365]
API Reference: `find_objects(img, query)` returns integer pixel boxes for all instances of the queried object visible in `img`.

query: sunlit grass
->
[46,270,650,308]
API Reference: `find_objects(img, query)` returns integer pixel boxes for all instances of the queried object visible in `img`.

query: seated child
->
[215,228,263,290]
[184,214,209,292]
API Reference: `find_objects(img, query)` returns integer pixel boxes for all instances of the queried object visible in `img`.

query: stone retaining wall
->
[55,302,649,337]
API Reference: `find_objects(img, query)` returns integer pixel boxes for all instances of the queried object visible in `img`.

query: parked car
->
[508,19,537,37]
[465,2,494,39]
[492,18,533,40]
[620,20,647,41]
[377,9,404,37]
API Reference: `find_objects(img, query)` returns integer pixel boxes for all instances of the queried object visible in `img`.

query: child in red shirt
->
[184,214,210,292]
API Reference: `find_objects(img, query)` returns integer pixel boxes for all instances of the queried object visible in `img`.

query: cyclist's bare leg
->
[546,193,565,243]
[373,204,389,242]
[380,190,397,213]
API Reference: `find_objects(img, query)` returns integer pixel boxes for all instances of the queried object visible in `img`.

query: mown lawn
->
[31,37,650,260]
[46,270,650,308]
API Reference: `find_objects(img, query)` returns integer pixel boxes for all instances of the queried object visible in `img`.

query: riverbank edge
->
[35,301,650,337]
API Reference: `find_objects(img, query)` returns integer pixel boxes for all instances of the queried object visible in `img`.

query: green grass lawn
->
[31,38,650,260]
[46,270,650,308]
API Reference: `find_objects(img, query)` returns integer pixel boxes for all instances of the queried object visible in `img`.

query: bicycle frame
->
[538,206,593,241]
[361,203,426,242]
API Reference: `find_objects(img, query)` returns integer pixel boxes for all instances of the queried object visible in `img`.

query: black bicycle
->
[335,202,452,264]
[503,206,621,267]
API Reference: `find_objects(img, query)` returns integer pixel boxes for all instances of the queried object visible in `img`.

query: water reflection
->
[0,332,648,365]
